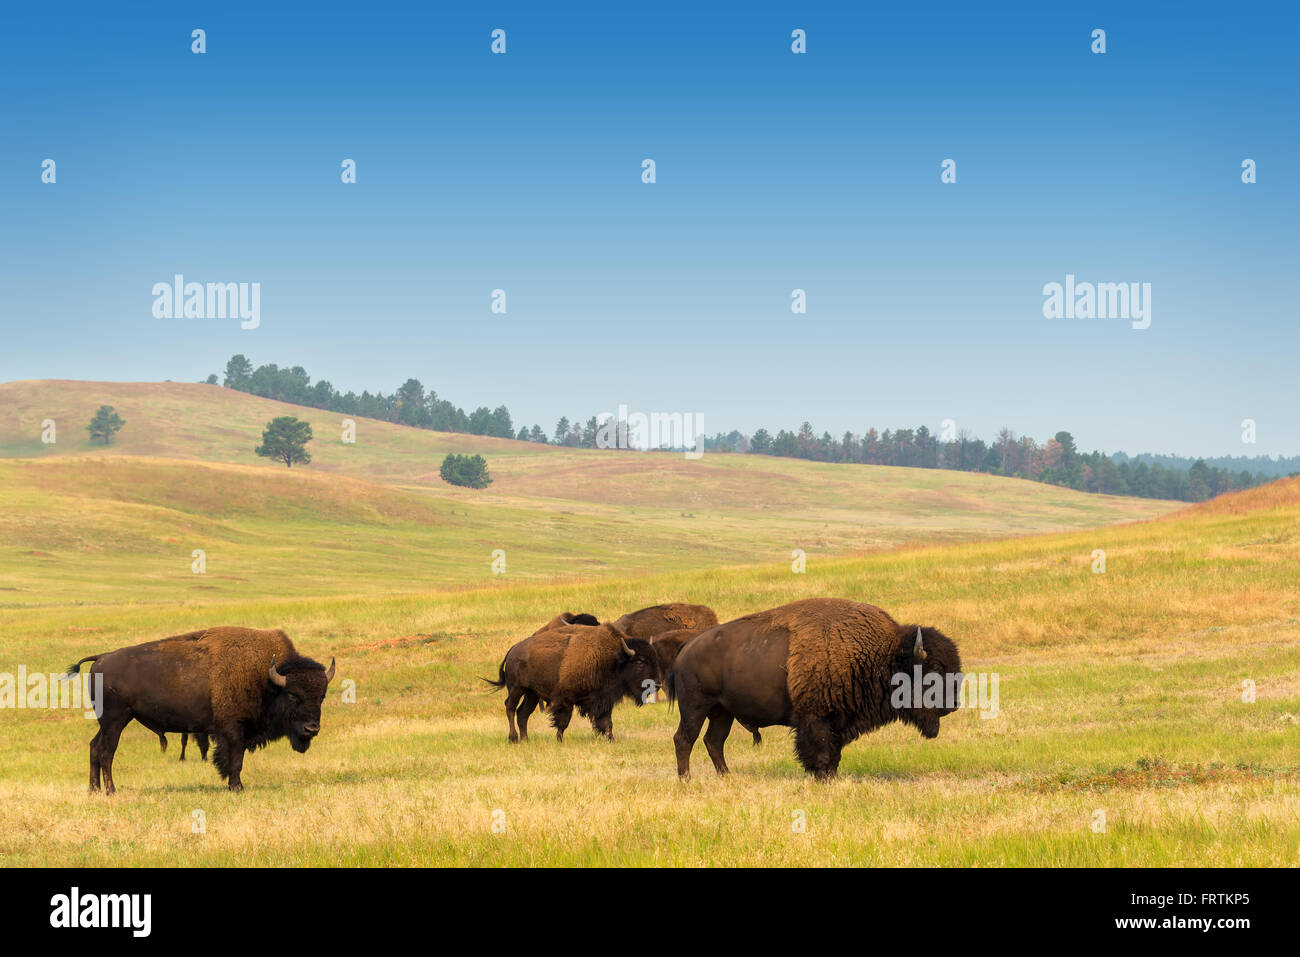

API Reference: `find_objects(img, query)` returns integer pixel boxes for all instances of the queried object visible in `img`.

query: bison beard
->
[212,657,330,786]
[668,598,961,780]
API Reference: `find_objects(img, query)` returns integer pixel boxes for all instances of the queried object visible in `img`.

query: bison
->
[532,611,600,635]
[155,731,211,762]
[613,603,718,641]
[67,626,335,793]
[482,622,660,742]
[668,598,962,780]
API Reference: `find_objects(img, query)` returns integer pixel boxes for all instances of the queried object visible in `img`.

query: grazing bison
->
[67,626,334,793]
[613,603,718,641]
[482,622,660,742]
[155,731,211,762]
[532,611,600,635]
[668,598,962,780]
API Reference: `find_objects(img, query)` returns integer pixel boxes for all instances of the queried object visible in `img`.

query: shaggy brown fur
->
[556,624,636,699]
[483,622,660,742]
[176,627,299,726]
[613,603,719,640]
[774,599,907,720]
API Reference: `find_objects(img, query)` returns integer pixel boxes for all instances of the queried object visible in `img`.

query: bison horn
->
[324,657,336,684]
[913,627,927,661]
[268,656,288,687]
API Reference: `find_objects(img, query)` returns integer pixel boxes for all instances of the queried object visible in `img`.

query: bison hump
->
[556,625,626,698]
[772,599,899,718]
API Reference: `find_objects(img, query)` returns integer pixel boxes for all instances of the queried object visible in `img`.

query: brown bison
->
[532,612,600,635]
[613,603,718,641]
[67,626,335,793]
[668,598,962,780]
[482,622,660,742]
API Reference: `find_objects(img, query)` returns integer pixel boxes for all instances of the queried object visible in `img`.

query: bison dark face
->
[892,626,962,739]
[615,637,661,706]
[267,657,335,752]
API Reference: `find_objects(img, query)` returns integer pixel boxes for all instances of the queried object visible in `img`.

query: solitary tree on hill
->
[439,453,492,489]
[254,416,313,467]
[86,405,125,445]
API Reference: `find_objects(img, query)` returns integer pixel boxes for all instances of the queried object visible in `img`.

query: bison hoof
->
[228,782,244,792]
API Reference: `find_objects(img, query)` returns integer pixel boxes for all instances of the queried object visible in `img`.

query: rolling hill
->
[0,379,1181,607]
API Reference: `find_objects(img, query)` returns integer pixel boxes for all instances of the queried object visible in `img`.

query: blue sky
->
[2,1,1297,456]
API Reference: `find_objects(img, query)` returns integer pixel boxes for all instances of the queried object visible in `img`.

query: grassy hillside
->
[0,380,1179,608]
[1,477,1296,866]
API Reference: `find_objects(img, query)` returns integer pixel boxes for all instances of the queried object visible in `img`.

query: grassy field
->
[0,381,1294,866]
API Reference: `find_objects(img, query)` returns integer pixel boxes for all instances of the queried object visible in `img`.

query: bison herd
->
[65,598,963,792]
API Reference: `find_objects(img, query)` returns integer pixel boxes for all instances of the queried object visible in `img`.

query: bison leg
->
[673,704,709,781]
[196,733,210,762]
[158,733,168,755]
[504,687,522,743]
[702,706,734,775]
[515,691,540,742]
[88,729,103,792]
[550,704,573,742]
[794,719,840,780]
[213,728,246,791]
[97,713,132,796]
[179,733,187,761]
[590,712,614,741]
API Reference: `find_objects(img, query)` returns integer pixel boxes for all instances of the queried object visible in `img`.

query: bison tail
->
[63,654,102,678]
[478,657,508,692]
[665,667,677,711]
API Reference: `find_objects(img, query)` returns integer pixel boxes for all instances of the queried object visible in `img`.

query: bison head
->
[267,656,335,752]
[614,634,661,706]
[892,625,962,739]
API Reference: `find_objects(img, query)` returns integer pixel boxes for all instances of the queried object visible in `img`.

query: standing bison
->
[613,603,718,640]
[482,622,660,742]
[668,598,962,780]
[67,626,334,793]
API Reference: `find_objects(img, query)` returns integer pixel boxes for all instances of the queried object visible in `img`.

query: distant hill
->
[0,379,1185,607]
[1111,450,1300,479]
